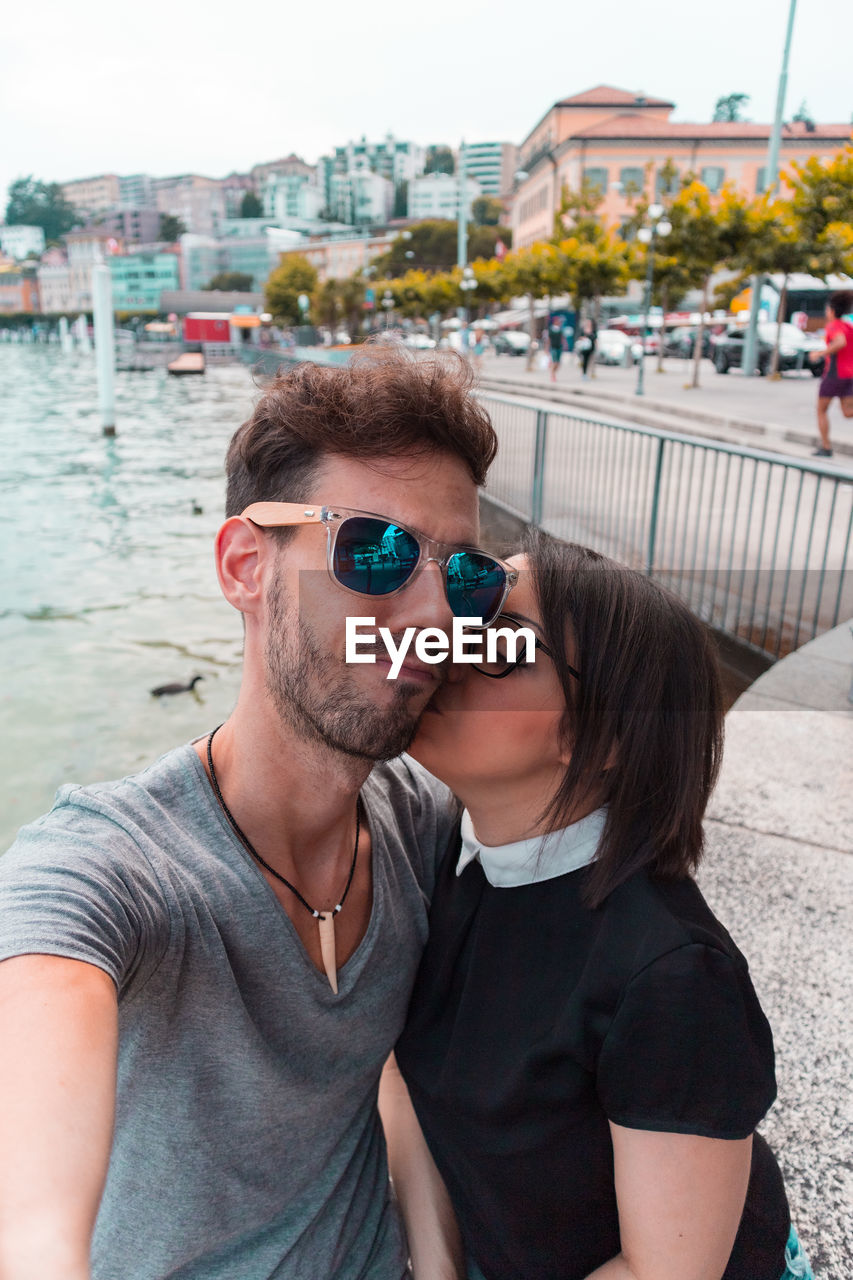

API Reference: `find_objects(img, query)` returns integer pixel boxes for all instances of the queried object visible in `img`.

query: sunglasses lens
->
[446,552,507,626]
[333,517,420,595]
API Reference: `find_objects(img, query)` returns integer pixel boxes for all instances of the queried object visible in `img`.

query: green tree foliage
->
[393,181,409,219]
[664,181,750,386]
[5,177,77,242]
[551,182,632,316]
[265,254,318,323]
[159,215,188,243]
[203,271,254,292]
[240,191,263,218]
[785,146,853,240]
[712,93,750,122]
[370,220,512,276]
[424,146,455,176]
[471,196,504,226]
[791,100,815,129]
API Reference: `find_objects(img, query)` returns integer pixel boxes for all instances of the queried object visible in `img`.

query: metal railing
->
[479,391,853,659]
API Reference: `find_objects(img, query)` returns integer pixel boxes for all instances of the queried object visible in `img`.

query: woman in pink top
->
[809,289,853,456]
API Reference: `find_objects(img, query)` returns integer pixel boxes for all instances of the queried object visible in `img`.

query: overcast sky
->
[2,0,850,207]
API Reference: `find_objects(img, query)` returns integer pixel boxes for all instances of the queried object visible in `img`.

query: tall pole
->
[92,265,116,436]
[457,142,468,327]
[456,141,468,270]
[636,226,656,397]
[742,0,798,376]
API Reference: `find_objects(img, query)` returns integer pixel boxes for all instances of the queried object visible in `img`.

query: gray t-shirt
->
[0,743,457,1280]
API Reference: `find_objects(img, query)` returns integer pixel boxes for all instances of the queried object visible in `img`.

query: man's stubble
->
[264,567,432,762]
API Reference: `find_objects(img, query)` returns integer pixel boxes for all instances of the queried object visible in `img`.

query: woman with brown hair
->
[386,529,811,1280]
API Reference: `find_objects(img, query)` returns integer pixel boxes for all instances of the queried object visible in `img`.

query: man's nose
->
[384,559,453,633]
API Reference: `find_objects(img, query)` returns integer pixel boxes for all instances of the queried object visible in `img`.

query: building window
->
[756,167,768,194]
[655,167,679,197]
[619,167,645,195]
[701,166,725,193]
[583,167,608,194]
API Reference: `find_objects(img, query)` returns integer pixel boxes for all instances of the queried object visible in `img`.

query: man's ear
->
[215,517,269,614]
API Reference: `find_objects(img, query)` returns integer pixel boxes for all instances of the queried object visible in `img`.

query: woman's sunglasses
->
[242,502,518,629]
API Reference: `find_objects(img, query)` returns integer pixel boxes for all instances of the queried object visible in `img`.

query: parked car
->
[664,326,712,359]
[596,329,642,366]
[403,332,436,350]
[493,330,531,356]
[711,323,824,375]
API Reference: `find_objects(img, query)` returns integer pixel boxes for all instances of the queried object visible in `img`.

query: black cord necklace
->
[206,724,360,993]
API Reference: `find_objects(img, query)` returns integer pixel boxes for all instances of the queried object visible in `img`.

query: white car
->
[596,330,642,366]
[403,333,437,350]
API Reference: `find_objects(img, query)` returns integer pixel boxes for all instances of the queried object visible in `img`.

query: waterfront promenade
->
[478,353,853,462]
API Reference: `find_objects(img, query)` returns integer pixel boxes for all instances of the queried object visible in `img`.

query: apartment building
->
[408,173,481,220]
[464,142,517,198]
[60,173,121,218]
[511,85,853,248]
[153,174,228,236]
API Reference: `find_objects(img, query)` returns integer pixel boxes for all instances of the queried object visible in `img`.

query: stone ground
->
[701,623,853,1277]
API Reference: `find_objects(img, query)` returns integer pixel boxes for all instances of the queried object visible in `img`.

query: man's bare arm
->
[0,955,118,1280]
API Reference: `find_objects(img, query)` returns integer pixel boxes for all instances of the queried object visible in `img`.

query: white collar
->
[456,807,606,888]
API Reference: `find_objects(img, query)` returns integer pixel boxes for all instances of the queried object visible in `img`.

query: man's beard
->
[264,569,433,762]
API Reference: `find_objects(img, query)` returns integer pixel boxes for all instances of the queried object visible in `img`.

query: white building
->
[36,252,74,313]
[464,142,517,198]
[409,173,481,221]
[0,224,46,260]
[329,170,394,226]
[262,173,325,225]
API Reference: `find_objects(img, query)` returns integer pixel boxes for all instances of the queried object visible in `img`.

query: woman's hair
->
[523,527,724,908]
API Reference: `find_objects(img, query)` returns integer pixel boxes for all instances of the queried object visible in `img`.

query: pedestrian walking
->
[808,289,853,457]
[576,316,597,379]
[547,316,565,382]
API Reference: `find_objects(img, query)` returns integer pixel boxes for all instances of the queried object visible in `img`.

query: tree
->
[664,181,750,387]
[502,243,569,367]
[791,100,815,129]
[5,177,77,242]
[735,180,853,376]
[424,146,455,176]
[712,93,750,122]
[393,181,409,219]
[204,271,254,292]
[265,254,318,323]
[159,215,187,243]
[240,191,263,218]
[551,182,632,323]
[471,196,504,226]
[370,220,512,277]
[785,146,853,241]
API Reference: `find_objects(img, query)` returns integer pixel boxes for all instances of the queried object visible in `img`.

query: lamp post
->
[742,0,798,377]
[635,204,671,396]
[459,266,477,326]
[382,289,394,330]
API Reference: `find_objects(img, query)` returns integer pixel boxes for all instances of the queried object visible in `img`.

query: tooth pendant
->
[317,911,339,994]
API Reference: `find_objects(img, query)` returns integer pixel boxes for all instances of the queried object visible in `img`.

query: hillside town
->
[1,84,850,321]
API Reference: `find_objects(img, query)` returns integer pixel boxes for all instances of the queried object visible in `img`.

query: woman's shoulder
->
[599,869,747,980]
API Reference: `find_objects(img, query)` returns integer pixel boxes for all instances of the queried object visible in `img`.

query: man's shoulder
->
[4,742,203,864]
[365,753,455,822]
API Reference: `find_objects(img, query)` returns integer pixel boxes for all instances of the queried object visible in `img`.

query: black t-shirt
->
[396,837,790,1280]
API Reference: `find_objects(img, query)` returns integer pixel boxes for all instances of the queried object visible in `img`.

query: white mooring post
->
[92,265,116,436]
[58,315,73,353]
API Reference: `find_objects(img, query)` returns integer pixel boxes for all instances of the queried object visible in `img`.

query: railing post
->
[646,437,666,576]
[531,409,548,525]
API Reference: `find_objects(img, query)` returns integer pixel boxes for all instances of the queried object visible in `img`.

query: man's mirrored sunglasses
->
[242,502,518,629]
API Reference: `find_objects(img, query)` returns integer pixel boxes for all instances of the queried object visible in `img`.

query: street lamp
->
[459,265,477,325]
[635,203,671,397]
[382,289,394,330]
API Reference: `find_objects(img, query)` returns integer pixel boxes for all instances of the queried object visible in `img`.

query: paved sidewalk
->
[701,621,853,1277]
[477,353,853,462]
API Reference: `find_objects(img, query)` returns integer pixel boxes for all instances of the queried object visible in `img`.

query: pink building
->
[512,85,852,248]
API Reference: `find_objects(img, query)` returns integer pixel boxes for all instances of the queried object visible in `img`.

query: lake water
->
[1,345,263,851]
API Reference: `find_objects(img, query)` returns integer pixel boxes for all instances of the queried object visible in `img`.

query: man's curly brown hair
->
[225,347,497,517]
